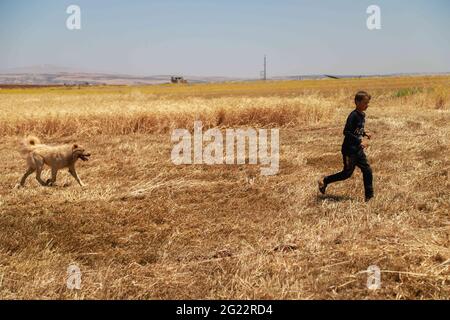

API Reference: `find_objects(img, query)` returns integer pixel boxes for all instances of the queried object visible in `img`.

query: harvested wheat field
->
[0,76,449,299]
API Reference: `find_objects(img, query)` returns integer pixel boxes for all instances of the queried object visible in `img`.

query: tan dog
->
[17,136,90,187]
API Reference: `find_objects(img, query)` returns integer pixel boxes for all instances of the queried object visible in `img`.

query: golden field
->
[0,76,449,299]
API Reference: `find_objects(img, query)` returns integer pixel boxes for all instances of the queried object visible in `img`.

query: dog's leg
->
[33,155,48,186]
[19,168,35,187]
[69,166,85,187]
[46,167,58,186]
[35,165,48,186]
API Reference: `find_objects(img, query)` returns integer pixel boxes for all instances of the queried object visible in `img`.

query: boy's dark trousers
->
[324,150,374,199]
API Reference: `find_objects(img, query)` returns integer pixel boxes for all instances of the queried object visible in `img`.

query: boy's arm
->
[343,113,362,146]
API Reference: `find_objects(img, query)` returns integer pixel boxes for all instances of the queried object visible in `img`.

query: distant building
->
[171,76,187,84]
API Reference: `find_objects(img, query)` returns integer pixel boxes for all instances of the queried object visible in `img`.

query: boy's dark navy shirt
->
[341,109,366,155]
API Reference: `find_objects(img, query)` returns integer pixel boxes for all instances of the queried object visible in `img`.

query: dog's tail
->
[19,135,41,155]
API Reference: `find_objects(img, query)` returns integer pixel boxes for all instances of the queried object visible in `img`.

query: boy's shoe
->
[318,178,327,194]
[365,195,374,202]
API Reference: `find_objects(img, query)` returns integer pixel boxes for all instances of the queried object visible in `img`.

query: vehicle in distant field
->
[171,76,187,84]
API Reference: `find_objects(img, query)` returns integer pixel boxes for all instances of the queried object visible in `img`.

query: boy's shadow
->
[316,194,352,202]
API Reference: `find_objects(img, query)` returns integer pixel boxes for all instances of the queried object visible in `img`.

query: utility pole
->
[263,55,267,81]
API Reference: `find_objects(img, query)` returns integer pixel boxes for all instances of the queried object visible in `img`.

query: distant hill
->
[0,65,247,85]
[0,65,448,85]
[0,72,244,86]
[0,72,243,85]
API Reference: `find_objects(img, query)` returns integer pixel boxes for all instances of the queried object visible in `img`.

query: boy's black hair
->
[355,91,371,104]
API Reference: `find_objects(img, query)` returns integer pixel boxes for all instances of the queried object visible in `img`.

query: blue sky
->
[0,0,449,77]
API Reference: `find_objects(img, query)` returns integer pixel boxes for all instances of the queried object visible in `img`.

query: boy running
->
[318,91,374,201]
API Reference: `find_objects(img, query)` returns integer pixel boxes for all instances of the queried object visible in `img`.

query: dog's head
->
[72,144,91,161]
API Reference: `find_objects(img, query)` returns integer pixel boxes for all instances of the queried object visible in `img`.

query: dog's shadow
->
[47,182,73,188]
[316,194,352,202]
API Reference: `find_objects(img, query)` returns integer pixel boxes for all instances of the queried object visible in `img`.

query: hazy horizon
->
[1,63,450,78]
[1,0,449,78]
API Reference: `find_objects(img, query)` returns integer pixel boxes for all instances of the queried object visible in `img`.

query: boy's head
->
[354,91,371,111]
